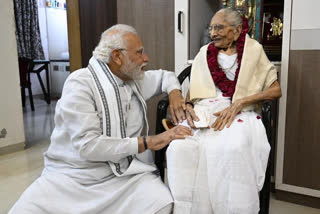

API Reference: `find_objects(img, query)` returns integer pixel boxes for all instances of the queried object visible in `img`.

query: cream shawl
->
[189,34,277,111]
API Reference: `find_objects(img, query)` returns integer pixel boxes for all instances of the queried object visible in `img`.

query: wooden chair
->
[29,59,51,104]
[19,58,35,111]
[155,65,274,214]
[18,59,51,111]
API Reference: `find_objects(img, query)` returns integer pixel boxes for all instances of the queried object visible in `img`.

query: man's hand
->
[139,125,192,152]
[168,89,186,124]
[185,103,200,128]
[212,99,244,131]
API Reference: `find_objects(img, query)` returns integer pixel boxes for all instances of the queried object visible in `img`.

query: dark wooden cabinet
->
[79,0,117,67]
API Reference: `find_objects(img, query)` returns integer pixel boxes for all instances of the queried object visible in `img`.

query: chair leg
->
[259,163,271,214]
[27,86,35,111]
[45,64,51,104]
[155,148,166,181]
[36,72,49,104]
[21,87,26,107]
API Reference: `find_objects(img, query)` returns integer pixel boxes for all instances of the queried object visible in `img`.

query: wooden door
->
[67,0,117,71]
[79,0,117,67]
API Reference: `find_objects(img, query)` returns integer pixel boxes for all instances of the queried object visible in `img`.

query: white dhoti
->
[166,97,270,214]
[10,170,172,214]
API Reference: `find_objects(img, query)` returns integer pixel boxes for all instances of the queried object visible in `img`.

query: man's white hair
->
[93,24,138,63]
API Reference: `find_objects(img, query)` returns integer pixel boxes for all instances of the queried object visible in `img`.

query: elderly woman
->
[166,8,282,214]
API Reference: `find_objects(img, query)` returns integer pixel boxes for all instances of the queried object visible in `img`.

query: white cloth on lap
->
[166,98,270,214]
[167,51,271,214]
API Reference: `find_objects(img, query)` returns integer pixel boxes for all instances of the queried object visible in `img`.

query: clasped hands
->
[150,90,243,152]
[168,90,244,131]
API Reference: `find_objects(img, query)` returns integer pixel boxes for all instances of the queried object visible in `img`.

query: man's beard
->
[120,55,147,80]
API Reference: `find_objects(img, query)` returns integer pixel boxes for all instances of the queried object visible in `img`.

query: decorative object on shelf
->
[219,0,283,60]
[270,17,283,37]
[262,0,284,61]
[46,0,66,9]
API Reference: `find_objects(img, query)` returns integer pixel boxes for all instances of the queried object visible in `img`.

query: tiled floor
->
[1,97,319,214]
[22,97,56,148]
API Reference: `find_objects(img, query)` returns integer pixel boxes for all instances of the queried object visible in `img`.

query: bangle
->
[143,137,148,150]
[185,101,194,108]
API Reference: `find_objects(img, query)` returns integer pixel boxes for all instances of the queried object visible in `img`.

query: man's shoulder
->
[68,68,91,80]
[64,68,93,85]
[62,68,94,92]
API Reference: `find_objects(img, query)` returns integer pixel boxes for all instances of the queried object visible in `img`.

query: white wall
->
[46,7,69,60]
[290,0,320,50]
[38,0,49,60]
[0,0,25,148]
[30,0,69,96]
[189,0,219,59]
[291,0,320,30]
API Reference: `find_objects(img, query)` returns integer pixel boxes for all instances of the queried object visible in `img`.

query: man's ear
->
[111,49,123,66]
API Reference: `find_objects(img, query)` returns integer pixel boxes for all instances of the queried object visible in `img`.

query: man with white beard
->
[10,24,191,214]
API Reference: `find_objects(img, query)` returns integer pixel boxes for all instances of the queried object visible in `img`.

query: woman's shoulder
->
[246,35,263,51]
[199,42,212,51]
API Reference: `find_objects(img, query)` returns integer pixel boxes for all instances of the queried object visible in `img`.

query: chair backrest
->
[177,65,192,84]
[18,58,32,86]
[178,65,192,99]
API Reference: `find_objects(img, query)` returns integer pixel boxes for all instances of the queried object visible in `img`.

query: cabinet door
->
[117,0,174,135]
[276,0,320,208]
[117,0,174,71]
[67,0,117,71]
[79,0,117,67]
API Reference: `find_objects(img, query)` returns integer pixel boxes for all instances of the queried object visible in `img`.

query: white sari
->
[166,53,270,214]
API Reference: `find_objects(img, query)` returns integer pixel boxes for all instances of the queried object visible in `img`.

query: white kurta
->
[10,67,180,214]
[166,53,271,214]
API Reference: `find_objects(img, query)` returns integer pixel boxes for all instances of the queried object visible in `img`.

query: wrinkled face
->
[120,33,149,80]
[210,12,239,49]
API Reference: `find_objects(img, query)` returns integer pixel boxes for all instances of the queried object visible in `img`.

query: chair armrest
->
[156,96,169,134]
[259,100,275,214]
[155,95,170,180]
[261,101,273,143]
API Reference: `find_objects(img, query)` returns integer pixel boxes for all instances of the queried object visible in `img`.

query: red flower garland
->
[207,17,249,98]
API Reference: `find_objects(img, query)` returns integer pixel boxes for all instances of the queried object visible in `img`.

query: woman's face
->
[210,12,240,49]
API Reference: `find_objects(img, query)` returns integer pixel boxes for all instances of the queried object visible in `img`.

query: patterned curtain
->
[13,0,44,60]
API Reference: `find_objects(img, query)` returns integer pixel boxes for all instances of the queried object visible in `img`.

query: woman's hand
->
[168,89,186,124]
[211,80,282,131]
[212,99,244,131]
[146,125,192,151]
[185,103,200,128]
